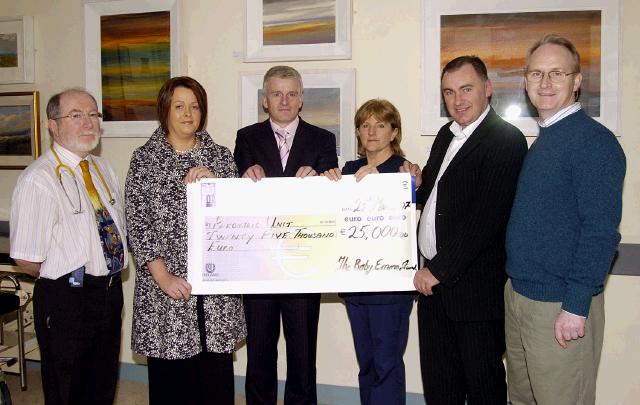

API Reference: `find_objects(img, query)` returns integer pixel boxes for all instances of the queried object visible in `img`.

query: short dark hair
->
[46,89,98,120]
[441,55,489,81]
[354,99,404,158]
[157,76,208,133]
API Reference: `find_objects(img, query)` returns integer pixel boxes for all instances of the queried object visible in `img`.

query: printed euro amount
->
[341,219,410,240]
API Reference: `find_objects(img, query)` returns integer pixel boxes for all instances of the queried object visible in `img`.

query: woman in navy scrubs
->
[323,99,417,405]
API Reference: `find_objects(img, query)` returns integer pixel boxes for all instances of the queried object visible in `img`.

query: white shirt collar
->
[449,105,491,139]
[52,142,94,168]
[539,102,582,127]
[270,116,300,137]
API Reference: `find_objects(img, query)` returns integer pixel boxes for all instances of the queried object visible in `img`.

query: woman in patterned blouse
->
[125,76,246,405]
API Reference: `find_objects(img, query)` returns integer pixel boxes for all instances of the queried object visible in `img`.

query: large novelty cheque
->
[187,173,418,294]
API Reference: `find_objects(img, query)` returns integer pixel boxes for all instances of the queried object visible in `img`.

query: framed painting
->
[0,91,41,170]
[84,0,182,137]
[422,0,620,136]
[239,69,356,166]
[0,16,34,84]
[244,0,352,61]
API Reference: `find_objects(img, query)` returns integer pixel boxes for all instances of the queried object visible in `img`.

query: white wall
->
[1,0,638,402]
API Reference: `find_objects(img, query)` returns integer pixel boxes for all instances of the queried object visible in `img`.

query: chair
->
[0,274,26,391]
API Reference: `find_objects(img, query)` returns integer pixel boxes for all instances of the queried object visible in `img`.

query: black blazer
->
[416,108,527,321]
[234,118,338,177]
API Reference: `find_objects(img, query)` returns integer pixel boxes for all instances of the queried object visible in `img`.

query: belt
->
[38,271,121,289]
[82,272,121,288]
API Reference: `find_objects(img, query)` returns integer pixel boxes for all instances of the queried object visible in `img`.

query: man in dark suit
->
[413,56,528,405]
[234,65,338,405]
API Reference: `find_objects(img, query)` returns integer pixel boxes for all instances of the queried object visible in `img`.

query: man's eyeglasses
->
[52,111,103,121]
[526,70,577,84]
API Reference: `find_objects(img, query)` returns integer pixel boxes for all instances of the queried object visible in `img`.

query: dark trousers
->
[346,299,413,405]
[418,294,506,405]
[147,351,234,405]
[33,272,123,405]
[244,294,320,405]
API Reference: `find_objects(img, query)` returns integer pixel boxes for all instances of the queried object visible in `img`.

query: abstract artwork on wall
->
[263,0,336,46]
[422,0,620,136]
[440,11,601,119]
[0,91,40,169]
[100,11,171,122]
[245,0,351,61]
[0,16,34,84]
[240,69,355,165]
[85,0,182,137]
[0,34,18,68]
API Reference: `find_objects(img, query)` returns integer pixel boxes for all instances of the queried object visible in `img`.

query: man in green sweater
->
[505,35,626,404]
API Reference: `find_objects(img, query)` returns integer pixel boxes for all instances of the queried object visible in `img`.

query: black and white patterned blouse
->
[126,127,246,359]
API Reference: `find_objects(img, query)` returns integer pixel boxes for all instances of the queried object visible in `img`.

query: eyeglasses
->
[526,70,577,84]
[52,111,103,121]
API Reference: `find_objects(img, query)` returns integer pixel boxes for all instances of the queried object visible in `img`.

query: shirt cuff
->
[562,309,586,319]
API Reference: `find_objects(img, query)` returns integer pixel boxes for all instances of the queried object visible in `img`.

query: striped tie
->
[275,129,290,169]
[79,160,124,274]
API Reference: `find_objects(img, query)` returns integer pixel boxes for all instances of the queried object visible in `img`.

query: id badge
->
[68,267,85,287]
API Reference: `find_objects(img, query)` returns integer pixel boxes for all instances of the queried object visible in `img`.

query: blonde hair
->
[354,99,404,158]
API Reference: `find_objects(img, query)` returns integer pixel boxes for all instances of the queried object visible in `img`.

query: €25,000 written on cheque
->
[186,173,418,294]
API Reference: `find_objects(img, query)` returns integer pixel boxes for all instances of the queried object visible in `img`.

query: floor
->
[2,368,275,404]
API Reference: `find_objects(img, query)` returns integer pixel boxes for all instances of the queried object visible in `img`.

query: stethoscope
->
[51,145,115,214]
